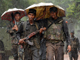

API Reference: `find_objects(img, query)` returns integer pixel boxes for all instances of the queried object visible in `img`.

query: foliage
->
[0,0,80,27]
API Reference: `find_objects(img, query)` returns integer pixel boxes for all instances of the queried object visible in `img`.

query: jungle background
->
[0,0,80,60]
[0,0,80,35]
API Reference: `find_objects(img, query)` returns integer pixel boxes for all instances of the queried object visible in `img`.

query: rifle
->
[19,17,61,45]
[19,30,40,45]
[11,12,14,22]
[19,18,56,45]
[10,13,19,44]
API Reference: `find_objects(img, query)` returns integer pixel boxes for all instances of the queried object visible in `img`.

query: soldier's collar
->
[27,20,30,24]
[50,17,63,23]
[27,20,35,25]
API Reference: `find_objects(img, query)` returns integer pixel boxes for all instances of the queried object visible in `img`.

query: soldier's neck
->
[54,17,58,20]
[16,21,19,22]
[71,35,74,38]
[16,20,20,22]
[29,20,34,25]
[51,17,58,20]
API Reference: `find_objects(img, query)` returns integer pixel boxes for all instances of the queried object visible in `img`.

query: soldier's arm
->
[62,20,71,52]
[62,20,70,45]
[7,23,14,36]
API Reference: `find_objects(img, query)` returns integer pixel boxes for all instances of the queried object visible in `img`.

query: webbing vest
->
[22,21,39,37]
[10,21,22,44]
[44,18,64,41]
[22,21,40,49]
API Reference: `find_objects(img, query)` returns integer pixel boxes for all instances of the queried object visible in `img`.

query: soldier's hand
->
[43,27,46,30]
[14,25,18,31]
[12,27,15,30]
[15,27,18,31]
[19,39,25,45]
[39,27,46,33]
[12,27,18,31]
[67,45,71,52]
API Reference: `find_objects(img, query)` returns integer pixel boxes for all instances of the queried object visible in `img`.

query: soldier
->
[7,12,24,60]
[17,9,46,60]
[69,31,80,60]
[0,38,5,60]
[39,7,71,60]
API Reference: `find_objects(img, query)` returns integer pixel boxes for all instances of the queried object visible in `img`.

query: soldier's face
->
[28,13,35,21]
[50,12,57,19]
[71,33,74,37]
[14,14,20,21]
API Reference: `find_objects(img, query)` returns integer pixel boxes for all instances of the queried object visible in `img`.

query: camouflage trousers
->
[30,46,40,60]
[12,44,18,60]
[18,45,24,60]
[12,44,24,60]
[46,41,64,60]
[24,46,40,60]
[11,36,24,60]
[24,46,31,60]
[69,49,78,60]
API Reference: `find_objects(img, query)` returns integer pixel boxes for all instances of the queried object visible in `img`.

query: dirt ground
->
[64,54,80,60]
[9,54,80,60]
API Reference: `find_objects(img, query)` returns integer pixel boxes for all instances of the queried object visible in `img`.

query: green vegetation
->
[0,0,80,32]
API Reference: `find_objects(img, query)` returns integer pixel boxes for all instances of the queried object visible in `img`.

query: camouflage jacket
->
[39,17,70,45]
[7,21,22,35]
[70,36,80,51]
[7,21,23,44]
[16,20,41,49]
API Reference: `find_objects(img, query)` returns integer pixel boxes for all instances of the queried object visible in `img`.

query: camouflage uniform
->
[0,38,5,60]
[42,17,70,60]
[7,21,23,60]
[69,36,80,60]
[17,20,41,60]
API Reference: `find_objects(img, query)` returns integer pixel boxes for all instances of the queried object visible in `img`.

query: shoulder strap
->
[22,21,28,37]
[46,17,63,30]
[34,22,39,30]
[46,21,54,30]
[23,21,28,32]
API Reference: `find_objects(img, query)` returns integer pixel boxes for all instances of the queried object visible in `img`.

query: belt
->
[46,38,62,41]
[46,39,63,44]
